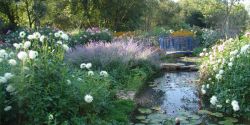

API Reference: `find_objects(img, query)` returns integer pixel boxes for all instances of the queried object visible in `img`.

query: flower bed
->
[199,36,250,118]
[0,30,156,124]
[0,31,139,125]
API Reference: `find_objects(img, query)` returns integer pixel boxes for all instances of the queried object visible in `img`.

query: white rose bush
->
[199,36,250,118]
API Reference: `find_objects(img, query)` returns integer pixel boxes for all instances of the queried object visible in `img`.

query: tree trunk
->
[25,0,33,28]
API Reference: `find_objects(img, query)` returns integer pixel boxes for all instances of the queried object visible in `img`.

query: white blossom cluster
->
[200,38,249,112]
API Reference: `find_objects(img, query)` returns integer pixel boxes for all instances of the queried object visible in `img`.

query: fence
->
[159,36,198,51]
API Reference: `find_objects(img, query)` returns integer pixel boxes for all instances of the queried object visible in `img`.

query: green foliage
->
[70,28,112,46]
[199,28,223,47]
[104,100,135,123]
[199,36,250,118]
[147,27,172,36]
[185,11,206,27]
[0,30,140,125]
[0,0,248,34]
[0,27,112,47]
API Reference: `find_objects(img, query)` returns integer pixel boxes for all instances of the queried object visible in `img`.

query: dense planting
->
[0,30,156,124]
[66,39,160,90]
[199,36,250,118]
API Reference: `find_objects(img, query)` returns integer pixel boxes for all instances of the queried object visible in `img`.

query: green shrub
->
[0,30,131,125]
[66,39,160,90]
[199,36,250,118]
[70,28,112,46]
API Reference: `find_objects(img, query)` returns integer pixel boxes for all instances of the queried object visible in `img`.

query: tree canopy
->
[0,0,249,34]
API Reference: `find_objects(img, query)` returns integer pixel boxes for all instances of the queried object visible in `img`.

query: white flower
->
[4,106,12,111]
[0,50,6,54]
[66,79,71,85]
[226,99,230,103]
[240,44,250,54]
[210,95,218,105]
[57,41,62,45]
[84,94,93,103]
[6,84,15,92]
[40,35,46,42]
[77,78,82,81]
[205,53,209,56]
[8,59,17,66]
[228,62,233,67]
[0,49,8,58]
[201,85,205,88]
[62,44,69,51]
[17,51,28,61]
[199,52,204,57]
[4,73,14,80]
[0,77,7,83]
[203,48,207,52]
[54,32,60,37]
[85,63,92,69]
[23,41,31,49]
[217,59,222,63]
[100,71,108,77]
[206,84,210,89]
[213,66,217,71]
[61,33,69,41]
[218,45,224,52]
[27,35,34,40]
[33,32,41,39]
[215,74,222,80]
[13,43,21,49]
[19,31,26,38]
[230,50,238,56]
[231,100,240,111]
[230,57,234,62]
[208,78,212,81]
[28,50,38,59]
[58,31,64,37]
[216,105,222,108]
[80,63,86,69]
[201,88,206,94]
[88,71,94,76]
[219,70,224,75]
[48,114,54,120]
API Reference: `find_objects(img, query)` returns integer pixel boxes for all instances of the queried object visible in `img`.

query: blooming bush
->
[66,39,160,90]
[199,36,250,118]
[0,27,57,45]
[0,27,112,48]
[200,28,223,47]
[0,30,134,124]
[70,27,112,46]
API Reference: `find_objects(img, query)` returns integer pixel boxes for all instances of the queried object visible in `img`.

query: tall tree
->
[0,0,19,29]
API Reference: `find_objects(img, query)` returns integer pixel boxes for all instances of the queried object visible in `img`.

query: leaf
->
[218,120,234,125]
[138,108,152,114]
[211,112,223,117]
[136,115,146,120]
[198,110,212,115]
[189,114,200,120]
[224,117,238,123]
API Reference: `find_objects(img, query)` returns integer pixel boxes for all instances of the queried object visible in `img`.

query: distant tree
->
[0,0,19,29]
[185,11,206,27]
[98,0,147,31]
[22,0,47,28]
